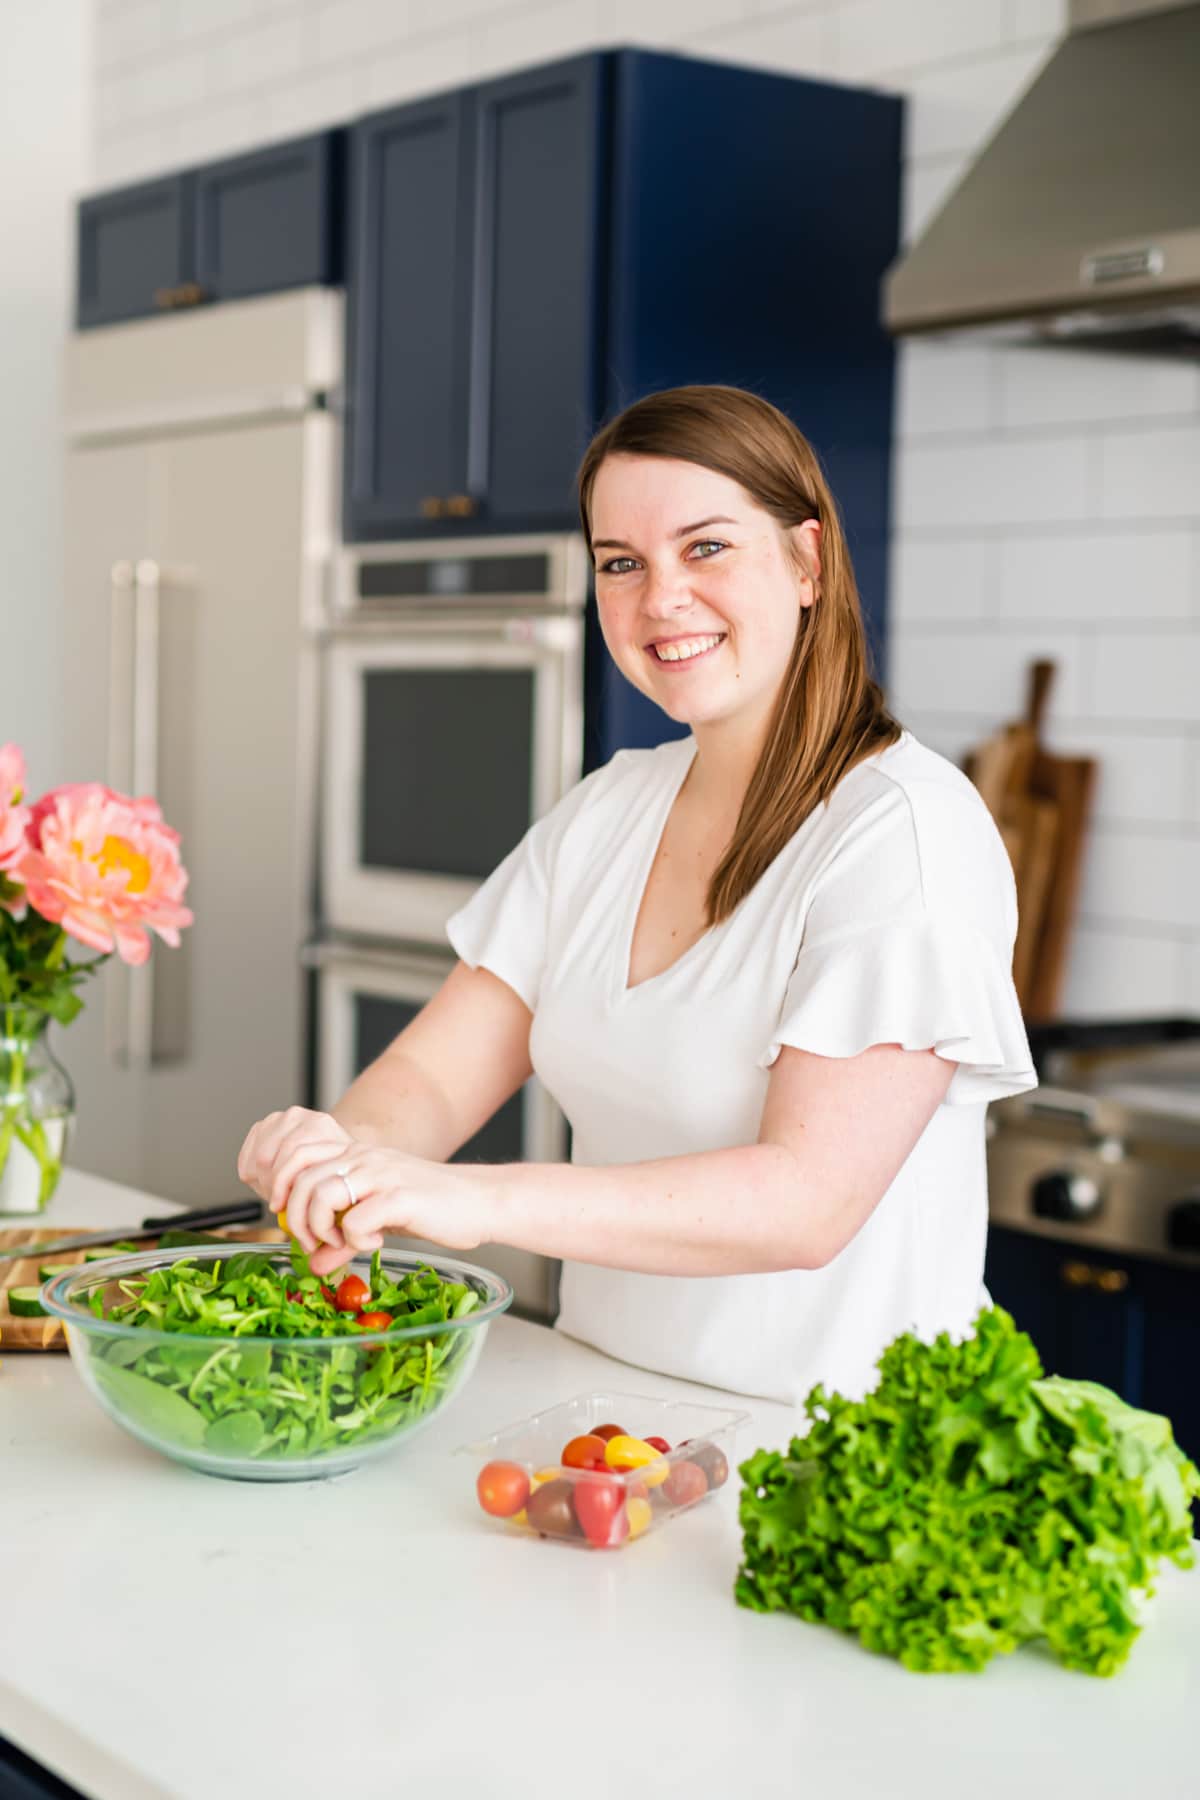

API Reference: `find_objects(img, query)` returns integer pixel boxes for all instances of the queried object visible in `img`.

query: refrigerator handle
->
[105,561,135,1068]
[127,558,161,1070]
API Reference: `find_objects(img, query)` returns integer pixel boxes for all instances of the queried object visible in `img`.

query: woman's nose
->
[640,561,694,616]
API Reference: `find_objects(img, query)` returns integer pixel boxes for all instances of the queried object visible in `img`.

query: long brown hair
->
[577,384,902,925]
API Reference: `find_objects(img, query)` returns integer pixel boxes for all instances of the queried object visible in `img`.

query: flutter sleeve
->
[758,778,1037,1106]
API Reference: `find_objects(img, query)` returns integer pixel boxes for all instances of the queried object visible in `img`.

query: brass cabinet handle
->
[420,497,445,518]
[444,493,478,518]
[1060,1259,1129,1294]
[153,282,208,310]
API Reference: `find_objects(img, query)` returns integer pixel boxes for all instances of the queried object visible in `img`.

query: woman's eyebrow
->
[592,515,739,551]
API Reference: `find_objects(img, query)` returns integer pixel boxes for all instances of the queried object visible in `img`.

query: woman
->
[237,385,1036,1405]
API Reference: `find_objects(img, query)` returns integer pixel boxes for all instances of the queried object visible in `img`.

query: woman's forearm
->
[487,1143,824,1277]
[330,1049,459,1162]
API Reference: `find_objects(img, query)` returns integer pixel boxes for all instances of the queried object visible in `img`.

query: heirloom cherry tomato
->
[687,1442,730,1490]
[626,1496,653,1539]
[357,1310,393,1331]
[334,1274,370,1313]
[644,1436,672,1455]
[476,1461,531,1518]
[526,1478,582,1539]
[561,1434,608,1470]
[663,1460,708,1508]
[604,1436,669,1486]
[591,1423,628,1442]
[573,1476,628,1548]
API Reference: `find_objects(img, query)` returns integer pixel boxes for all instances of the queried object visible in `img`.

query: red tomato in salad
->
[357,1311,393,1331]
[573,1476,629,1547]
[334,1274,371,1313]
[591,1423,627,1442]
[663,1460,708,1508]
[477,1461,531,1518]
[644,1435,672,1455]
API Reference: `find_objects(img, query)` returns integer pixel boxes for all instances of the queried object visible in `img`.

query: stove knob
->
[1031,1171,1103,1221]
[1166,1198,1200,1253]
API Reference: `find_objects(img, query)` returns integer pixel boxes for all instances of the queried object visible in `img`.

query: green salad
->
[83,1244,482,1463]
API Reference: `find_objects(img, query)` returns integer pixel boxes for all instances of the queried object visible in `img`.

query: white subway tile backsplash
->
[896,338,996,438]
[312,0,413,68]
[903,43,1048,160]
[1097,424,1200,522]
[995,529,1194,624]
[1060,923,1186,1020]
[206,15,306,96]
[888,628,1086,721]
[998,346,1200,431]
[832,0,1013,80]
[612,0,748,41]
[1092,629,1200,725]
[1053,729,1192,829]
[360,30,475,107]
[1076,828,1200,935]
[688,9,839,81]
[1011,0,1067,41]
[901,151,966,246]
[897,434,1090,530]
[262,65,359,139]
[890,536,992,624]
[96,0,175,68]
[474,1,609,74]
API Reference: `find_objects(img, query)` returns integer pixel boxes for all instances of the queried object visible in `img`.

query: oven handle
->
[1020,1087,1103,1129]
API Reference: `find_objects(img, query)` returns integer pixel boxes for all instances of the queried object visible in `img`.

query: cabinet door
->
[984,1226,1139,1398]
[344,94,473,539]
[1139,1259,1200,1466]
[194,131,343,303]
[468,54,607,529]
[60,440,154,1187]
[77,176,193,329]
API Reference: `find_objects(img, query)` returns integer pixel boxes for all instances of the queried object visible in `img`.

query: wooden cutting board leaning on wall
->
[962,660,1097,1022]
[0,1225,286,1351]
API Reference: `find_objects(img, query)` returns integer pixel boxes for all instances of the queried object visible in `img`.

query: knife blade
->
[0,1197,270,1264]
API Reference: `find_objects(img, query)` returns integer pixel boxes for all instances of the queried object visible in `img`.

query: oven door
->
[321,611,583,945]
[306,939,564,1319]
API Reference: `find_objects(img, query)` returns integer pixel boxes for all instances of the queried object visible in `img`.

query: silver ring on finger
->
[334,1166,357,1208]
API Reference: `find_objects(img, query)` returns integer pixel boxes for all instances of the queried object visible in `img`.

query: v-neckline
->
[619,736,705,997]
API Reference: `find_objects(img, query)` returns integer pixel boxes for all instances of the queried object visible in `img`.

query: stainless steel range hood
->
[884,0,1200,352]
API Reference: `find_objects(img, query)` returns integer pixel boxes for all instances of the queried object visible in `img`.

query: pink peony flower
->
[19,783,194,967]
[0,741,31,873]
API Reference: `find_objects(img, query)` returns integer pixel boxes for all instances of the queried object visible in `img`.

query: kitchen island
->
[2,1171,1197,1800]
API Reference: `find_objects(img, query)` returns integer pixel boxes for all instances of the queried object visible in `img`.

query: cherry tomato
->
[525,1477,582,1538]
[476,1461,530,1518]
[626,1496,653,1539]
[561,1434,607,1469]
[591,1423,628,1442]
[644,1435,672,1455]
[334,1274,370,1313]
[357,1310,393,1331]
[663,1460,708,1508]
[687,1441,730,1490]
[604,1435,669,1486]
[573,1476,628,1548]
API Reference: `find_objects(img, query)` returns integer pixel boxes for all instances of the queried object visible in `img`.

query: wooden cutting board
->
[0,1225,287,1352]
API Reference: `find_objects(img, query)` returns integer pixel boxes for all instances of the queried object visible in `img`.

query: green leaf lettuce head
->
[734,1307,1200,1676]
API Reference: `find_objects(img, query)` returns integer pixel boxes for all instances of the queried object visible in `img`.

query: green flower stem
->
[0,996,64,1204]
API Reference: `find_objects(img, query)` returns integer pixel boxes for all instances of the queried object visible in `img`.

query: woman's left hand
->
[281,1143,493,1276]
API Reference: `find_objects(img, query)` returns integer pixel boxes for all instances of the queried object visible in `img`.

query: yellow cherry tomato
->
[603,1435,669,1487]
[278,1206,290,1236]
[509,1509,529,1527]
[626,1496,653,1538]
[532,1467,561,1488]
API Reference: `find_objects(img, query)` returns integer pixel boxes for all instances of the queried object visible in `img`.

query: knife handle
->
[140,1199,266,1232]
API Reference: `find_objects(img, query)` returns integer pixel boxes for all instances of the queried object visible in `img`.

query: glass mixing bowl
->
[41,1243,512,1482]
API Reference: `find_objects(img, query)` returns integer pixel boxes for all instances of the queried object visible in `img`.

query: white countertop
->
[3,1173,1198,1800]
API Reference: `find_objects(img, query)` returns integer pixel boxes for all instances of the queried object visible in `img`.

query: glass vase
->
[0,1005,75,1215]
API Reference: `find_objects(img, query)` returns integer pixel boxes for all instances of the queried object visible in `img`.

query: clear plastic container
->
[461,1390,749,1549]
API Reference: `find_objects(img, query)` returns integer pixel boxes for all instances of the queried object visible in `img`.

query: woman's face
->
[589,453,818,737]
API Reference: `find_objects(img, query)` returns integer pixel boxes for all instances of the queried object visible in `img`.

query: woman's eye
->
[689,540,726,560]
[598,556,639,576]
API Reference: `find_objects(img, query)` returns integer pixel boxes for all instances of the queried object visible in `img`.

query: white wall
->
[87,0,1200,1019]
[1,2,92,793]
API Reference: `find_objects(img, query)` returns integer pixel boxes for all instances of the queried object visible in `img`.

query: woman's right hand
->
[236,1105,357,1222]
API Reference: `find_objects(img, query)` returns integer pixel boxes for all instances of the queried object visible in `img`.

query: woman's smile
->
[647,631,728,669]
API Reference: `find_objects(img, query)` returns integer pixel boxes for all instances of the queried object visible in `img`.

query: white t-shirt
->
[445,730,1036,1406]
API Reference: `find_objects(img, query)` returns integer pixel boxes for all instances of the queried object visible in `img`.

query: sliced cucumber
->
[38,1261,78,1282]
[83,1241,139,1261]
[8,1286,47,1317]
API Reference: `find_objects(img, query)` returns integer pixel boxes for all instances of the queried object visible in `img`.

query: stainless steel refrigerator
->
[59,288,340,1207]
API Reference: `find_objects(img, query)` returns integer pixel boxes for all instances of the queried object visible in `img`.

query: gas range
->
[987,1020,1200,1272]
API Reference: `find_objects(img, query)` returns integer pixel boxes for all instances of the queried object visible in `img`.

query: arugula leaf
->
[735,1307,1200,1676]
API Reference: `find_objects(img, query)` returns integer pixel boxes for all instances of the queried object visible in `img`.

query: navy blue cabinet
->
[343,48,903,659]
[76,131,341,329]
[985,1225,1200,1467]
[194,131,343,303]
[77,174,193,328]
